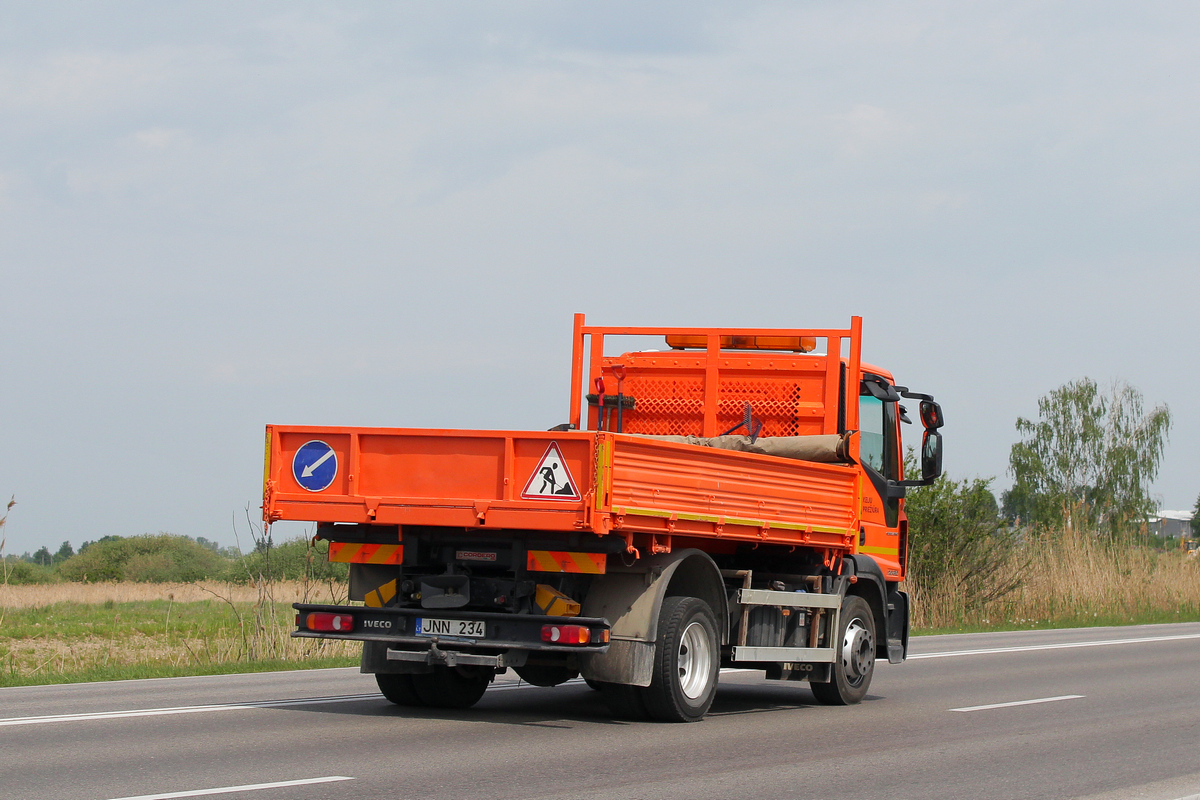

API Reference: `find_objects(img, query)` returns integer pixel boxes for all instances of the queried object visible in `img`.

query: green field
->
[0,583,359,688]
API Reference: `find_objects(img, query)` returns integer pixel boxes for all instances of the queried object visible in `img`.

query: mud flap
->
[580,640,655,687]
[885,587,909,663]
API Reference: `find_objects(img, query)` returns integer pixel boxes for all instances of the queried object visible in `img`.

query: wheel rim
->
[677,620,714,700]
[841,617,875,688]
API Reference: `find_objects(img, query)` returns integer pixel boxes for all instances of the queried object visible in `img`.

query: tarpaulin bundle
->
[630,433,850,463]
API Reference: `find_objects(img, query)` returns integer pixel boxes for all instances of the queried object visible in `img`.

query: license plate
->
[415,618,486,638]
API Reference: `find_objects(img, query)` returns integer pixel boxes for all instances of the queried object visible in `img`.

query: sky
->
[3,1,1199,554]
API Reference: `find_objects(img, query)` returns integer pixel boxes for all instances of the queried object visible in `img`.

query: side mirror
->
[862,378,901,402]
[922,430,943,482]
[920,400,944,430]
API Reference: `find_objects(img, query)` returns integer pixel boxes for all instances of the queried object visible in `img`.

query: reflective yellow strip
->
[859,545,899,557]
[365,579,398,608]
[328,543,403,564]
[263,429,272,493]
[620,506,852,536]
[595,440,611,511]
[526,550,606,574]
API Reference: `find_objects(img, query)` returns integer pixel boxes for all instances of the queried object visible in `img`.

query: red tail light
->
[305,612,355,632]
[542,624,591,645]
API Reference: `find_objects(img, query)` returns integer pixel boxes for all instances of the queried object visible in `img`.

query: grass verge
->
[0,581,359,689]
[913,606,1200,636]
[0,656,360,688]
[908,534,1200,635]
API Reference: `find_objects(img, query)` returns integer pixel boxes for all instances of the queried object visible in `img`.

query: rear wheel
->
[410,666,491,709]
[642,596,720,722]
[598,681,651,720]
[811,595,875,705]
[375,673,425,706]
[514,665,578,687]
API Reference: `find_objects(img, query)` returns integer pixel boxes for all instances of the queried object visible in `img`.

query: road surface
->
[2,622,1199,800]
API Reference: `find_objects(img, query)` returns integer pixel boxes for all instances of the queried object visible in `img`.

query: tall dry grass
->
[909,532,1200,630]
[0,579,336,608]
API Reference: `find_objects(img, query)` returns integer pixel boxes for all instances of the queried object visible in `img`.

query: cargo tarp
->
[630,433,850,463]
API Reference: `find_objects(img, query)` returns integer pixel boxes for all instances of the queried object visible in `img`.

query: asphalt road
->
[2,622,1199,800]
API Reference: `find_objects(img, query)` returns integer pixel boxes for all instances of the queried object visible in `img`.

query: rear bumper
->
[292,603,611,659]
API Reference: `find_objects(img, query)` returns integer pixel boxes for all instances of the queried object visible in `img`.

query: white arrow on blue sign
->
[292,440,338,492]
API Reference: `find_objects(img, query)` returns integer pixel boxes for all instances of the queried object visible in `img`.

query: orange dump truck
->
[264,315,944,721]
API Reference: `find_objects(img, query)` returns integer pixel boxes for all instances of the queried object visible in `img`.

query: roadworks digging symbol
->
[521,442,580,501]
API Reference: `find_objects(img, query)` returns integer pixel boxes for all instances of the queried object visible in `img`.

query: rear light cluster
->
[541,624,604,645]
[301,612,355,632]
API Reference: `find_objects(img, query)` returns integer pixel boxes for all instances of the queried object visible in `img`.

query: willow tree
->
[1002,379,1171,536]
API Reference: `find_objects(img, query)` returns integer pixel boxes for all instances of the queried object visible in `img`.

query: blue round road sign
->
[292,440,338,492]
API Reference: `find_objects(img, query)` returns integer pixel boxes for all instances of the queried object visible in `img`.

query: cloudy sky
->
[3,2,1198,554]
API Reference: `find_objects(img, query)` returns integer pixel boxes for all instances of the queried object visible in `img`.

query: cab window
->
[859,393,899,480]
[859,396,885,473]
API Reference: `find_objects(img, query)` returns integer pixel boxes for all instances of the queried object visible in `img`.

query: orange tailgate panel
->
[266,427,594,531]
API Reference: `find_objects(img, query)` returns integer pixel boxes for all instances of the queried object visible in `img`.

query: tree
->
[1191,492,1200,539]
[53,541,74,564]
[32,546,52,567]
[1002,378,1170,535]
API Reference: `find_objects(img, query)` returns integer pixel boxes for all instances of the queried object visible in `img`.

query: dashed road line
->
[951,694,1085,712]
[100,776,354,800]
[0,694,379,727]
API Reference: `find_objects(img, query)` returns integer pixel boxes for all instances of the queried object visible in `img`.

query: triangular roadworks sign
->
[520,442,581,501]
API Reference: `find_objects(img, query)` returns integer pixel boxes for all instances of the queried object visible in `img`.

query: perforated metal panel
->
[716,376,814,437]
[597,356,830,437]
[616,376,704,435]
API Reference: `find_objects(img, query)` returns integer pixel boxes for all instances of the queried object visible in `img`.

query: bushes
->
[58,534,230,583]
[904,471,1023,613]
[227,538,348,583]
[1,558,58,585]
[43,533,347,584]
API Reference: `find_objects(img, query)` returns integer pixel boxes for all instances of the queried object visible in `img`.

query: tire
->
[375,673,425,706]
[410,666,491,709]
[810,595,876,706]
[642,596,720,722]
[514,665,578,687]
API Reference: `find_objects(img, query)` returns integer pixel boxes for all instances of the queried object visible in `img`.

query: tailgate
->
[264,427,597,531]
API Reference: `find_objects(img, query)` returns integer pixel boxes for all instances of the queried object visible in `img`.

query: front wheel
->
[642,596,720,722]
[810,595,875,705]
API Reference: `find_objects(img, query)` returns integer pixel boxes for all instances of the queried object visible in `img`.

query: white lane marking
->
[951,694,1085,712]
[911,632,1200,660]
[101,776,353,800]
[0,666,360,690]
[0,694,379,727]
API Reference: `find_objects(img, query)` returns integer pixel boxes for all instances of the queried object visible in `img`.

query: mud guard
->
[579,549,728,687]
[844,554,908,663]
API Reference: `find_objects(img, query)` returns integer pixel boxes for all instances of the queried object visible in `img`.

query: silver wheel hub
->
[841,618,875,686]
[677,621,714,700]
